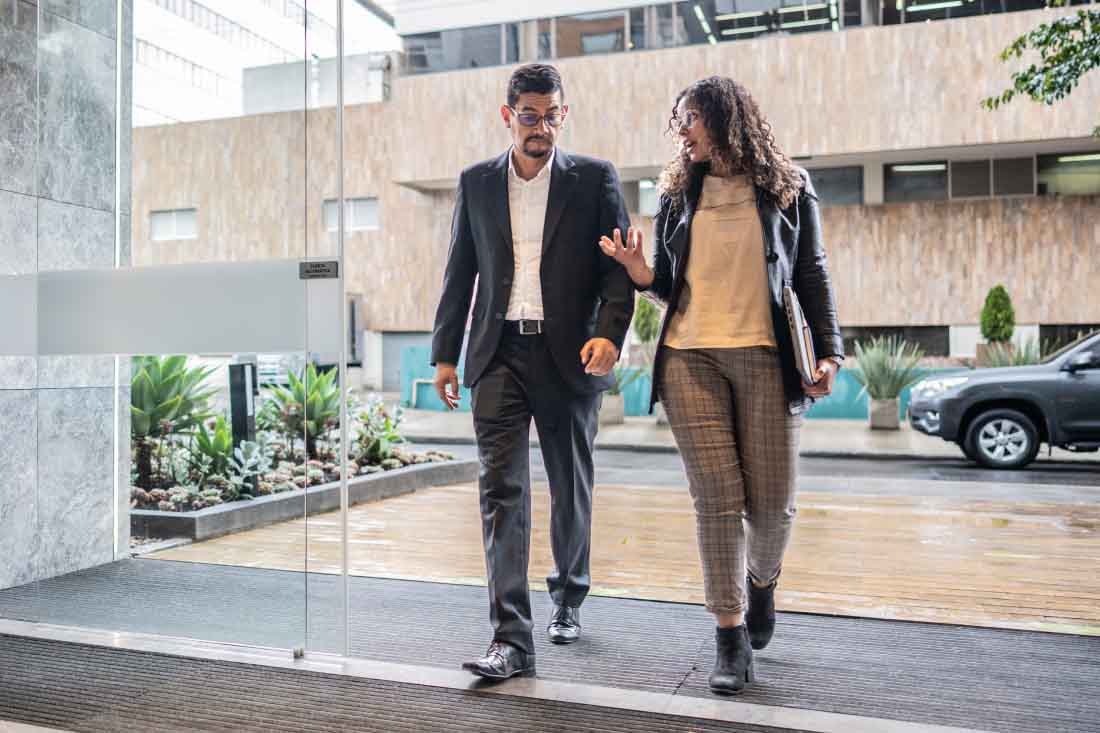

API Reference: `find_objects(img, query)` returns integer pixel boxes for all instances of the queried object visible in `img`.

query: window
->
[324,198,379,232]
[992,158,1034,196]
[884,0,1046,26]
[135,40,233,98]
[151,0,295,64]
[677,0,840,45]
[843,326,950,357]
[885,162,948,203]
[1040,324,1100,354]
[150,209,198,241]
[538,19,554,59]
[504,23,520,64]
[1037,152,1100,197]
[950,160,990,199]
[556,11,626,58]
[403,24,503,73]
[810,167,863,206]
[655,4,684,47]
[629,8,647,49]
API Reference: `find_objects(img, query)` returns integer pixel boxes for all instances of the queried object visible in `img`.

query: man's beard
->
[523,137,551,157]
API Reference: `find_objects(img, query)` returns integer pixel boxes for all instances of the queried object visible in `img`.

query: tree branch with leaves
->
[982,5,1100,136]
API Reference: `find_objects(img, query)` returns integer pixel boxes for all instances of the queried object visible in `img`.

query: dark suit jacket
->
[645,166,844,415]
[431,148,635,394]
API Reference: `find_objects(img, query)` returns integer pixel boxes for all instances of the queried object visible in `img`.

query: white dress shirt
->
[505,147,554,321]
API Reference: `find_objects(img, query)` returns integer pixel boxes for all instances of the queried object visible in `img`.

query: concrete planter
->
[869,398,901,430]
[600,394,625,426]
[131,459,478,542]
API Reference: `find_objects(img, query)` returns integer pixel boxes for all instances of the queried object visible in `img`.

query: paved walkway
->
[401,408,1100,463]
[149,477,1100,635]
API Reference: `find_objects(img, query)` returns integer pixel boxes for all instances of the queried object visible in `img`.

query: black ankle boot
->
[746,575,776,650]
[709,625,754,695]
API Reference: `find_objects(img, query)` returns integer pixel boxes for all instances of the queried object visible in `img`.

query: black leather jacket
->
[643,167,844,415]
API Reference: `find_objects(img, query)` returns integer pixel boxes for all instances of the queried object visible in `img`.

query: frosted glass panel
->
[0,274,37,357]
[31,260,340,356]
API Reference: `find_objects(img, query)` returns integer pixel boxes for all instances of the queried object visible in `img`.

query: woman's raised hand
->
[602,225,642,268]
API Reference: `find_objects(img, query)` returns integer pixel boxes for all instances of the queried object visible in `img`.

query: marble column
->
[0,0,134,591]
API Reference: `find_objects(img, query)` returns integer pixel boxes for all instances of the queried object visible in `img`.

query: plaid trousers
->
[659,346,802,615]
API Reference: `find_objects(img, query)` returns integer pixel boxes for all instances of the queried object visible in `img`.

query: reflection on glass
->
[539,18,554,59]
[557,10,626,57]
[404,24,504,74]
[885,162,949,202]
[810,166,864,206]
[1038,153,1100,196]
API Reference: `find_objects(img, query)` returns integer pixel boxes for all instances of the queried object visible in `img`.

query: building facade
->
[130,1,1100,388]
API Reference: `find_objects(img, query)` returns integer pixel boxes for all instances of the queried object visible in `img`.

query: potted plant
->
[600,366,643,426]
[977,284,1015,366]
[630,296,668,424]
[851,336,925,430]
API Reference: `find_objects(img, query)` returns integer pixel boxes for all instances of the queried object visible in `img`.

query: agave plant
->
[131,355,217,488]
[851,336,926,400]
[608,365,645,397]
[192,415,234,481]
[982,338,1055,367]
[266,363,341,459]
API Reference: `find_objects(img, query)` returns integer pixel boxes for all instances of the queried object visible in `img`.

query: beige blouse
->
[664,174,777,350]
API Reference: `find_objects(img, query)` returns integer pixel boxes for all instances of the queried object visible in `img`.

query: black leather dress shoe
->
[745,575,777,650]
[461,641,535,680]
[547,605,581,644]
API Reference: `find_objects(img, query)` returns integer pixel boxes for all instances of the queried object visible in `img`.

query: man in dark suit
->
[431,63,634,680]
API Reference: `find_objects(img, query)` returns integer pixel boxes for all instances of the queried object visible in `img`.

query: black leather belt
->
[506,319,544,335]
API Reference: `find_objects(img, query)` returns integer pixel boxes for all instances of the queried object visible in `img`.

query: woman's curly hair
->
[658,76,803,210]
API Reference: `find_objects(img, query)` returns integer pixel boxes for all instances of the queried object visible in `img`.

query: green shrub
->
[356,395,404,465]
[980,285,1015,343]
[851,336,926,400]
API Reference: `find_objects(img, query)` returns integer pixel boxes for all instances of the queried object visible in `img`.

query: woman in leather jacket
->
[599,76,843,694]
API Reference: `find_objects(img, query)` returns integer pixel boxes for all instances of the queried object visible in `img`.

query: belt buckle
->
[519,319,541,335]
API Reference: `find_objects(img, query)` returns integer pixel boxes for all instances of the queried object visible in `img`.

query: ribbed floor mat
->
[0,636,804,733]
[1,559,1097,732]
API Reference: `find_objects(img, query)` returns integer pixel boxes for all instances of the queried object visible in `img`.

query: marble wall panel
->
[0,391,38,590]
[0,0,38,196]
[35,387,116,579]
[37,11,116,211]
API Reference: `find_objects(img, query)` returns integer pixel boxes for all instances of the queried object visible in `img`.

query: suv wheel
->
[965,409,1040,469]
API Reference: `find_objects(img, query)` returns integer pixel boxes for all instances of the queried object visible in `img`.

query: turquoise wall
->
[401,346,962,419]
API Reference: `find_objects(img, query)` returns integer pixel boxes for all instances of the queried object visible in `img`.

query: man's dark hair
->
[506,64,564,107]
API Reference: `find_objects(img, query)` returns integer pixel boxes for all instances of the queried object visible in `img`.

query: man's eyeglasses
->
[509,107,565,128]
